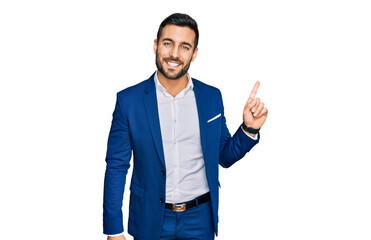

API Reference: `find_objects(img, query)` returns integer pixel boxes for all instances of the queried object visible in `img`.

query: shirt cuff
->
[106,232,124,237]
[241,126,258,140]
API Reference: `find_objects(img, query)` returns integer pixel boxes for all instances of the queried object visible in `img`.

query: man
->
[103,13,268,240]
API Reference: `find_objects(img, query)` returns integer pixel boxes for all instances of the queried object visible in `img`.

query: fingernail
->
[254,113,257,117]
[252,108,255,112]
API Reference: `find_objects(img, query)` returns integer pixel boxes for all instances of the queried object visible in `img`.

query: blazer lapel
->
[193,79,208,165]
[143,74,166,168]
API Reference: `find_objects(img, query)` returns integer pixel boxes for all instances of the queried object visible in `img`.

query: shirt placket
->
[172,97,180,203]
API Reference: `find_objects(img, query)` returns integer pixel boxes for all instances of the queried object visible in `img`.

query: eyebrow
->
[162,38,193,48]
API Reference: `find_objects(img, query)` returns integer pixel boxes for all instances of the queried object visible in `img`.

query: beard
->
[155,50,192,80]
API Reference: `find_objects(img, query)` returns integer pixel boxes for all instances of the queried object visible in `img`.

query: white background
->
[1,0,370,239]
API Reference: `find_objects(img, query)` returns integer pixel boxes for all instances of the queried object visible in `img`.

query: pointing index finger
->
[248,81,260,101]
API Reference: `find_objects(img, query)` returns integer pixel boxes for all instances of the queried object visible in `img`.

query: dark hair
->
[157,13,199,49]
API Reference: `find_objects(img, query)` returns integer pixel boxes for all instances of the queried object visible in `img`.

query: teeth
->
[167,62,180,67]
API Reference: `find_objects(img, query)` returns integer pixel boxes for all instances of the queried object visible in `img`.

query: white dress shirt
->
[154,72,210,203]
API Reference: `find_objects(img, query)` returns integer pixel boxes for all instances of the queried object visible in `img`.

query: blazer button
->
[160,198,164,203]
[161,170,165,175]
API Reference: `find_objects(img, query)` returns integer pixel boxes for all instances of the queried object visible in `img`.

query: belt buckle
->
[172,203,186,212]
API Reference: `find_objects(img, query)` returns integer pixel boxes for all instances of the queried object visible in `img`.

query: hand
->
[243,81,268,130]
[107,235,126,240]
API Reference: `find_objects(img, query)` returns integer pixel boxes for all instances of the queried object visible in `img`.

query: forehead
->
[160,24,196,43]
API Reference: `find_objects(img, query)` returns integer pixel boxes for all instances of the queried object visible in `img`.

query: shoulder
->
[117,73,155,99]
[114,76,153,115]
[117,79,147,97]
[192,78,222,98]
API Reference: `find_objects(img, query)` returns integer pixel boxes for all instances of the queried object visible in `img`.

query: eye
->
[164,42,171,46]
[182,46,190,50]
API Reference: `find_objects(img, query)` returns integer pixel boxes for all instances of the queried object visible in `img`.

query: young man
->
[103,13,268,240]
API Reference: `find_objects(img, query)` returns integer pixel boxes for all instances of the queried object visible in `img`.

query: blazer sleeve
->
[218,90,259,168]
[103,92,132,235]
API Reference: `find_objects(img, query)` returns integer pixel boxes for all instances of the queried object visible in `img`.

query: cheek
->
[157,48,169,57]
[183,54,193,63]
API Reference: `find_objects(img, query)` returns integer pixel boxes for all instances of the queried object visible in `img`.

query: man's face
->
[154,24,198,80]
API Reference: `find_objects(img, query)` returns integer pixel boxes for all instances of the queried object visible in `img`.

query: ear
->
[153,39,158,54]
[191,47,198,62]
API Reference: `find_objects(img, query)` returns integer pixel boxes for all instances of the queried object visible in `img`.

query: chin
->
[162,69,181,80]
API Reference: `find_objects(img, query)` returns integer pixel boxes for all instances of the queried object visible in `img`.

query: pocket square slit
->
[207,113,221,123]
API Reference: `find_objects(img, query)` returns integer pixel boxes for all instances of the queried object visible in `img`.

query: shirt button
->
[160,198,164,203]
[161,170,165,175]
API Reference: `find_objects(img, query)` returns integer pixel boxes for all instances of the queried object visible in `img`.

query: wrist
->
[241,122,260,134]
[242,127,256,138]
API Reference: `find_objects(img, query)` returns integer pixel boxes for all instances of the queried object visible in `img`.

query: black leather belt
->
[165,192,211,212]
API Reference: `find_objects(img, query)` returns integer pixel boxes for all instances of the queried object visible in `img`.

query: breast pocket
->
[207,113,221,126]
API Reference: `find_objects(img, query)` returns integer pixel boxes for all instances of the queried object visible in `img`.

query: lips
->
[165,59,182,68]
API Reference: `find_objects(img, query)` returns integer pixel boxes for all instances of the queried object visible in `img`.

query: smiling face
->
[154,24,198,80]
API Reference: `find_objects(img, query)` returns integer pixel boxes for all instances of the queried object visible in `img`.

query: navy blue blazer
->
[103,73,259,239]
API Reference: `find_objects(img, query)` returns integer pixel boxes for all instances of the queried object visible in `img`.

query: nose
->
[169,46,179,59]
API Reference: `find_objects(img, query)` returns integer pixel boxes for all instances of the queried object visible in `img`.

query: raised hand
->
[243,81,268,131]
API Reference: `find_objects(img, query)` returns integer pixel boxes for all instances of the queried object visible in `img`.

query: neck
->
[157,71,189,97]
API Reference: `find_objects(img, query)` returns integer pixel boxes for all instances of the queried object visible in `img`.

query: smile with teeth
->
[166,61,181,67]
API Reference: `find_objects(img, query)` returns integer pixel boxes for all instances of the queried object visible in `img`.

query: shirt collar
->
[154,71,194,94]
